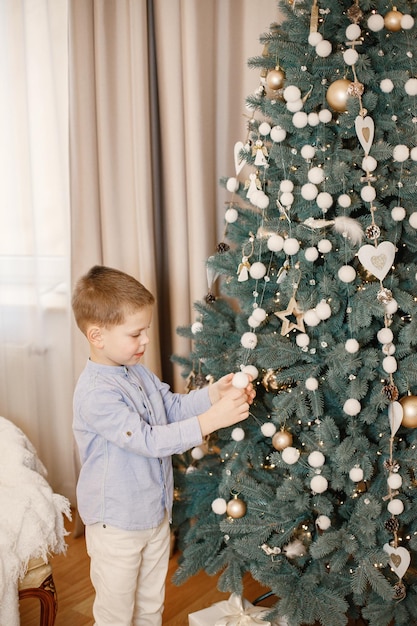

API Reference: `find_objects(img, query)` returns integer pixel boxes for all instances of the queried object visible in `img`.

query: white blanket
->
[0,416,71,625]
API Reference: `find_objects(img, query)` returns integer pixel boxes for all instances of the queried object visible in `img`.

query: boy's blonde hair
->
[72,265,155,335]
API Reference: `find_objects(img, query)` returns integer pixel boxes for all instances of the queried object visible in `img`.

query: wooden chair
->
[18,557,57,626]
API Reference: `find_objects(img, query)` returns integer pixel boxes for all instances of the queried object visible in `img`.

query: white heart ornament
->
[383,543,411,579]
[234,141,246,175]
[388,401,403,436]
[357,241,396,281]
[355,115,374,156]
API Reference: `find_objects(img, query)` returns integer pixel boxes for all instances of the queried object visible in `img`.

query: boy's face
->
[89,305,153,367]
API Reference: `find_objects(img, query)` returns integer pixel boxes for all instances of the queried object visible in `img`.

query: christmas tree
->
[173,1,417,624]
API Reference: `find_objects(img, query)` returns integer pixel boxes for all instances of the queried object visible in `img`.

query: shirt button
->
[126,431,132,437]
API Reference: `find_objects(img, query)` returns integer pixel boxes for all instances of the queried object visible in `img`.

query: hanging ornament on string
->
[237,235,254,282]
[399,393,417,428]
[326,78,352,112]
[226,493,247,519]
[384,7,403,31]
[357,241,396,281]
[266,65,286,91]
[272,428,293,451]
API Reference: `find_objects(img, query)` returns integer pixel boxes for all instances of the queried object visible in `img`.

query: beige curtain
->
[69,0,278,392]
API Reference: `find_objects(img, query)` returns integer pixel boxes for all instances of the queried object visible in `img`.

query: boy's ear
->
[87,325,103,347]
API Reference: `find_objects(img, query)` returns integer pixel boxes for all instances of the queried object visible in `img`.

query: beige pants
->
[85,514,170,626]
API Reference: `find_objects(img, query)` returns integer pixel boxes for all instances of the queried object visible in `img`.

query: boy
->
[71,265,255,626]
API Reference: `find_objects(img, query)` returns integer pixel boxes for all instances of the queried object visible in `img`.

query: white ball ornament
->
[270,126,287,142]
[393,144,409,162]
[307,112,320,127]
[258,122,271,136]
[301,144,316,160]
[232,371,250,388]
[305,377,319,391]
[362,155,377,172]
[280,180,294,192]
[301,182,318,200]
[343,398,361,416]
[284,85,301,102]
[367,13,384,32]
[411,147,417,161]
[267,234,284,252]
[391,206,406,221]
[316,191,333,210]
[242,364,259,380]
[308,451,325,467]
[318,108,332,124]
[261,422,277,437]
[316,514,331,530]
[387,473,403,489]
[387,499,404,515]
[338,194,352,208]
[338,265,356,283]
[308,166,325,184]
[252,307,267,322]
[382,343,396,356]
[317,239,332,253]
[346,23,361,40]
[287,99,303,113]
[303,309,321,327]
[316,39,332,58]
[211,497,228,515]
[225,207,238,223]
[305,246,319,262]
[280,192,294,207]
[409,212,417,229]
[248,316,260,329]
[308,32,323,46]
[282,446,300,464]
[315,300,331,320]
[401,14,414,29]
[405,78,417,96]
[385,299,398,315]
[249,261,267,279]
[292,111,308,128]
[343,48,359,65]
[380,79,394,93]
[361,185,376,202]
[191,446,205,460]
[382,355,397,373]
[226,177,239,193]
[241,332,258,349]
[349,466,364,482]
[310,475,328,493]
[345,338,360,353]
[191,321,203,334]
[255,192,270,210]
[232,427,245,441]
[296,333,310,347]
[283,237,300,255]
[377,327,394,344]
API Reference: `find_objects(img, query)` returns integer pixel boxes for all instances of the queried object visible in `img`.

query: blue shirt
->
[73,359,209,530]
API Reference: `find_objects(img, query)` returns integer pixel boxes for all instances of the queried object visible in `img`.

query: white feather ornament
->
[303,216,363,245]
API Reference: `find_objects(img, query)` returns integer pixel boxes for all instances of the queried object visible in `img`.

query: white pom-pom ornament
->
[405,78,417,96]
[248,316,260,329]
[308,32,323,46]
[252,308,267,322]
[310,475,328,493]
[258,122,271,136]
[307,112,320,127]
[392,206,406,221]
[368,13,384,31]
[212,497,227,515]
[232,427,245,441]
[402,14,414,29]
[387,473,403,489]
[377,327,393,344]
[301,144,316,160]
[318,108,332,123]
[343,49,358,65]
[191,321,203,334]
[301,183,318,200]
[409,212,417,229]
[343,398,361,416]
[305,247,319,262]
[308,166,325,184]
[316,515,331,530]
[308,451,325,468]
[393,144,409,162]
[292,111,308,128]
[270,126,287,142]
[346,23,361,39]
[345,338,360,353]
[338,265,356,283]
[303,309,321,327]
[296,333,310,347]
[385,299,398,315]
[283,237,300,255]
[380,79,394,93]
[280,192,294,207]
[317,239,332,253]
[242,364,259,380]
[316,39,332,57]
[349,466,364,482]
[191,446,205,460]
[261,422,277,437]
[232,371,250,388]
[305,377,319,391]
[382,355,397,373]
[226,177,239,193]
[282,446,300,464]
[225,207,238,223]
[280,180,294,192]
[362,155,377,172]
[284,85,301,102]
[387,499,404,515]
[267,234,284,252]
[361,186,376,202]
[287,99,303,113]
[315,300,331,320]
[316,192,333,210]
[338,194,351,208]
[240,332,257,350]
[411,147,417,161]
[249,262,267,279]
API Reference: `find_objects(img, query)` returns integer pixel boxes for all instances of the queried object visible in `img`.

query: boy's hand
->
[198,386,251,437]
[209,372,256,406]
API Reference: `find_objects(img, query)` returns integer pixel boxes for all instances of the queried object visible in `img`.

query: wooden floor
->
[19,510,270,625]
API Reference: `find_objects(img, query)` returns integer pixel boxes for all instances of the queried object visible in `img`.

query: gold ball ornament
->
[384,8,403,31]
[266,66,286,91]
[326,79,352,112]
[272,429,293,451]
[226,495,247,519]
[399,394,417,428]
